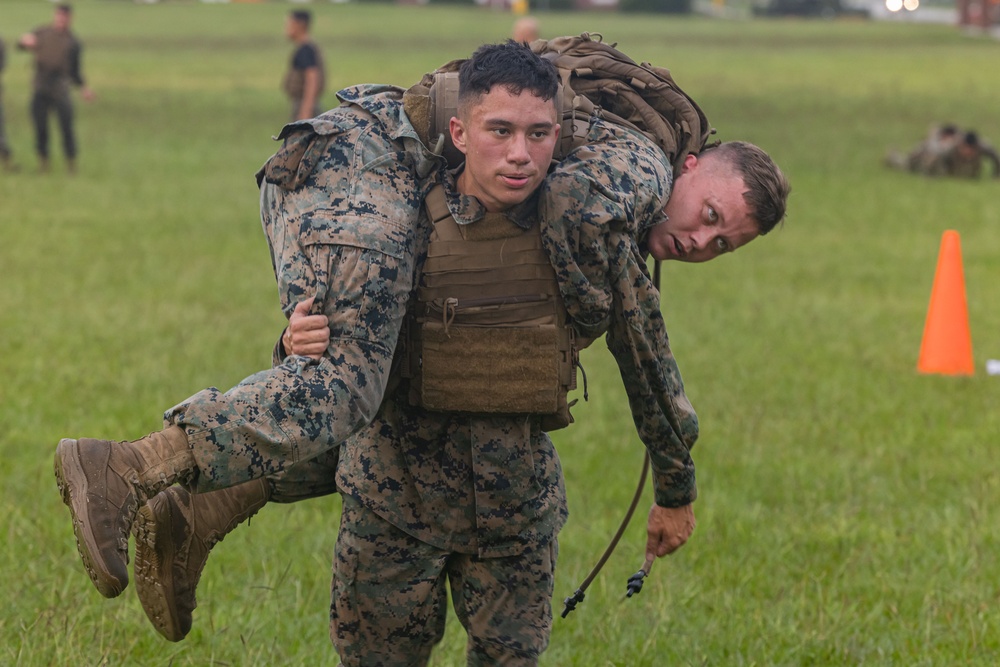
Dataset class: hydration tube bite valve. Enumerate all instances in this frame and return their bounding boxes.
[625,556,655,598]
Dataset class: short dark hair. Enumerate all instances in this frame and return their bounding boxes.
[457,40,558,116]
[290,10,311,28]
[702,141,790,235]
[55,3,72,14]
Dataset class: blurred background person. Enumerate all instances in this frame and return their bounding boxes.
[17,3,94,174]
[884,123,959,175]
[282,10,325,121]
[885,124,999,178]
[512,16,540,43]
[0,36,14,171]
[943,130,1000,179]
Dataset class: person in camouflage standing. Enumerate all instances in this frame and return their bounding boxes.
[53,41,789,663]
[262,128,785,666]
[17,4,94,173]
[283,10,325,121]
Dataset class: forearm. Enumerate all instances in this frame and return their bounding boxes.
[608,259,699,508]
[623,372,699,507]
[297,68,320,120]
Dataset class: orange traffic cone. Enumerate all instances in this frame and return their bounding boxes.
[917,230,974,375]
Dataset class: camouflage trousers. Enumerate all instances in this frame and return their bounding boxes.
[331,495,557,667]
[164,178,419,494]
[164,348,382,495]
[31,86,75,160]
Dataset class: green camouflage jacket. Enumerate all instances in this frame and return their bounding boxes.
[540,118,699,509]
[264,93,698,558]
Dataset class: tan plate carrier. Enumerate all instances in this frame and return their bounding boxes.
[403,186,579,431]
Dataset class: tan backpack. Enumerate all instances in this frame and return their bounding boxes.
[403,32,714,171]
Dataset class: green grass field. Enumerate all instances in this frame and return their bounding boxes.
[3,1,1000,665]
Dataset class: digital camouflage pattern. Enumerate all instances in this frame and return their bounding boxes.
[163,84,442,494]
[154,81,702,663]
[540,117,700,508]
[336,168,569,560]
[331,496,557,665]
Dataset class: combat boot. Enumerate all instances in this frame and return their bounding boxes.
[53,426,195,598]
[133,478,271,642]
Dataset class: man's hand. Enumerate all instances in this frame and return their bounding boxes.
[645,503,695,562]
[17,33,37,51]
[283,297,329,359]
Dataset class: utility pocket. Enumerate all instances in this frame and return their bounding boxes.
[412,295,578,429]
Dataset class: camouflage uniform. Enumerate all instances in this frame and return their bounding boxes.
[156,91,697,664]
[162,85,441,496]
[327,168,566,665]
[327,119,698,665]
[27,25,85,161]
[540,118,700,508]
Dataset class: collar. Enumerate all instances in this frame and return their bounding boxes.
[442,167,539,230]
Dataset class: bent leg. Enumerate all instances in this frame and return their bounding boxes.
[134,451,339,642]
[166,223,409,493]
[168,154,424,492]
[165,347,386,493]
[269,447,339,502]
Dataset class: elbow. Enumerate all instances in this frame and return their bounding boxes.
[680,417,699,451]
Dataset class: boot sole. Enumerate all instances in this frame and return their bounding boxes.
[134,499,189,642]
[54,438,127,598]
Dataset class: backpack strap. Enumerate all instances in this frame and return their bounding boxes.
[403,33,713,174]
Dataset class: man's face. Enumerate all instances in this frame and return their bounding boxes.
[54,9,71,31]
[647,153,759,263]
[284,17,303,41]
[450,86,559,213]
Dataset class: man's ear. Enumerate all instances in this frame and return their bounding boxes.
[681,153,698,175]
[449,116,469,156]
